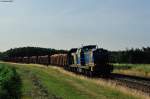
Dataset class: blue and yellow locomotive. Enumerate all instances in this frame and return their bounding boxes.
[67,45,113,76]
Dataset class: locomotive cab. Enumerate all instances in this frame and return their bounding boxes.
[93,48,113,75]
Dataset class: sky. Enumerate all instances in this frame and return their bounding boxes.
[0,0,150,51]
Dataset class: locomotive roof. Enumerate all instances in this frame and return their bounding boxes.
[69,45,97,53]
[82,45,96,50]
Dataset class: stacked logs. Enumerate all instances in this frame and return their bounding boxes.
[50,54,67,66]
[38,55,50,65]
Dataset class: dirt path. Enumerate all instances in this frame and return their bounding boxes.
[17,68,61,99]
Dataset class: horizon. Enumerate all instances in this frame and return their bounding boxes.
[0,45,150,52]
[0,0,150,51]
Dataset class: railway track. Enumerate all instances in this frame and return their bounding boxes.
[108,73,150,95]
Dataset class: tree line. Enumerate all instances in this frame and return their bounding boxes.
[0,47,68,61]
[110,47,150,64]
[0,46,150,64]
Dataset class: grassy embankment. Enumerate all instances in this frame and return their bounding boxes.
[0,62,148,99]
[113,64,150,78]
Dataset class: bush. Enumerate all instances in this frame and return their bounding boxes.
[0,64,21,99]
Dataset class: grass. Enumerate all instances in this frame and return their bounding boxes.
[0,62,148,99]
[113,63,150,77]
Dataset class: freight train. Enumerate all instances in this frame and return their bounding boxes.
[9,45,113,76]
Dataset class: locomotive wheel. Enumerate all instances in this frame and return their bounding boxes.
[83,69,85,75]
[88,71,93,77]
[85,70,88,76]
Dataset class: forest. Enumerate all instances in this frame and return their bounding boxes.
[110,47,150,64]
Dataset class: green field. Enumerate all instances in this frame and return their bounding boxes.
[113,64,150,77]
[0,62,146,99]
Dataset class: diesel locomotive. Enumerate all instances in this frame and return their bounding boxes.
[66,45,113,76]
[9,45,113,76]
